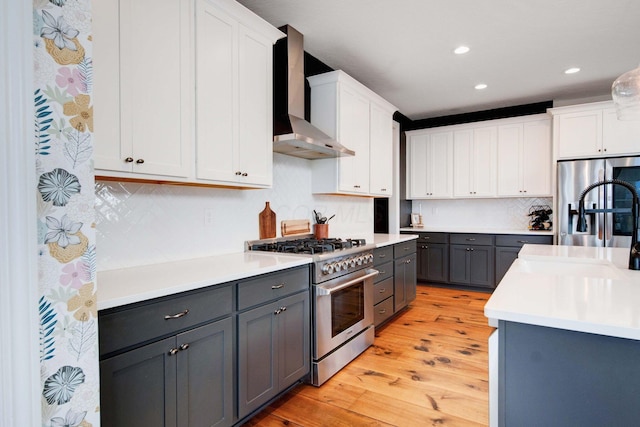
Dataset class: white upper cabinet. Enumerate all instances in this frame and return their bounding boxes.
[406,130,453,199]
[453,126,497,197]
[497,115,551,197]
[195,0,281,187]
[308,70,396,197]
[551,101,640,159]
[406,114,551,200]
[93,0,193,179]
[369,101,394,196]
[94,0,283,187]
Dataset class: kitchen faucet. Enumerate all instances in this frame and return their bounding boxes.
[577,179,640,270]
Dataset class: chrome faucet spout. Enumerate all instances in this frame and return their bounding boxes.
[577,179,640,270]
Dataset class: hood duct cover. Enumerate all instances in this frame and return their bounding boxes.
[273,25,355,159]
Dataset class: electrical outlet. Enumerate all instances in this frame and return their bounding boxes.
[204,209,215,226]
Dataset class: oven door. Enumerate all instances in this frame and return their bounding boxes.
[313,268,378,359]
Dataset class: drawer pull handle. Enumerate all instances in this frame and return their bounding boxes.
[466,238,476,241]
[164,309,189,320]
[517,240,529,243]
[379,254,386,258]
[379,309,386,314]
[379,270,385,274]
[168,348,179,356]
[179,343,189,351]
[271,283,285,290]
[379,288,386,293]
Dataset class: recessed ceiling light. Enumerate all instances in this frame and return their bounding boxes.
[475,83,488,90]
[454,46,470,55]
[565,67,581,74]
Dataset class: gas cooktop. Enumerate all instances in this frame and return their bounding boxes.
[248,236,367,255]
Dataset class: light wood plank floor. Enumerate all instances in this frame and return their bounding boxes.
[246,284,494,427]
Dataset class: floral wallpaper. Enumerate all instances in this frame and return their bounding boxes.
[33,0,99,425]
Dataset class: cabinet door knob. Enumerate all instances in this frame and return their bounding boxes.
[179,343,189,351]
[242,172,248,176]
[168,348,179,356]
[164,309,189,320]
[124,157,134,163]
[136,158,144,164]
[405,259,411,264]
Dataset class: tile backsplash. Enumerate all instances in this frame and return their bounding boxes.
[411,197,553,229]
[96,154,374,270]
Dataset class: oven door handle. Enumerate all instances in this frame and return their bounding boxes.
[315,268,379,296]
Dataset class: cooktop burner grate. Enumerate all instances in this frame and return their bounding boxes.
[250,237,366,254]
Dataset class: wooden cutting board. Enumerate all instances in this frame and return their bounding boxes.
[258,202,276,239]
[281,219,310,236]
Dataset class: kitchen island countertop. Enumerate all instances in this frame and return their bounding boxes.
[485,244,640,340]
[98,234,415,311]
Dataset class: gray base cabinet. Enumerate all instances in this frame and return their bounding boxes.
[494,234,553,285]
[499,321,640,426]
[99,284,234,427]
[449,234,495,288]
[372,241,417,326]
[99,265,311,427]
[236,266,310,421]
[406,231,553,289]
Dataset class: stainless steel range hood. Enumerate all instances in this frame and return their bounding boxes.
[273,26,355,159]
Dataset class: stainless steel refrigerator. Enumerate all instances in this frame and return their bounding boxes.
[557,155,640,247]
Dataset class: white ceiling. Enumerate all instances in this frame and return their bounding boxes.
[237,0,640,120]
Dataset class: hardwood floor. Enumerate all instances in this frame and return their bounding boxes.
[246,285,494,427]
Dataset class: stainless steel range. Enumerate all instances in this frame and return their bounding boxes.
[247,235,378,386]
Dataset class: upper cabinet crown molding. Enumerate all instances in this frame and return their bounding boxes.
[550,100,640,160]
[308,70,397,197]
[93,0,284,188]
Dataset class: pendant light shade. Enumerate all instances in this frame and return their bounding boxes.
[612,65,640,120]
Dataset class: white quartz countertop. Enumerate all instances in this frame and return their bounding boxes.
[98,234,415,311]
[97,252,312,310]
[484,244,640,340]
[372,233,418,247]
[399,226,553,236]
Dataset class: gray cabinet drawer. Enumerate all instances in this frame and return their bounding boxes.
[374,296,394,327]
[237,266,309,311]
[99,283,233,356]
[394,240,416,257]
[374,261,393,283]
[373,277,394,305]
[450,233,494,246]
[417,232,449,244]
[373,246,394,265]
[495,234,553,247]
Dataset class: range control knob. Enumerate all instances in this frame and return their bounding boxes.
[334,262,342,272]
[356,256,364,265]
[341,260,349,270]
[349,258,356,268]
[321,263,335,275]
[366,254,374,263]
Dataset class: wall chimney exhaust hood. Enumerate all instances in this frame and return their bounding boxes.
[273,25,355,159]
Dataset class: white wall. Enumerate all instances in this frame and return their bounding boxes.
[96,153,374,270]
[411,197,553,230]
